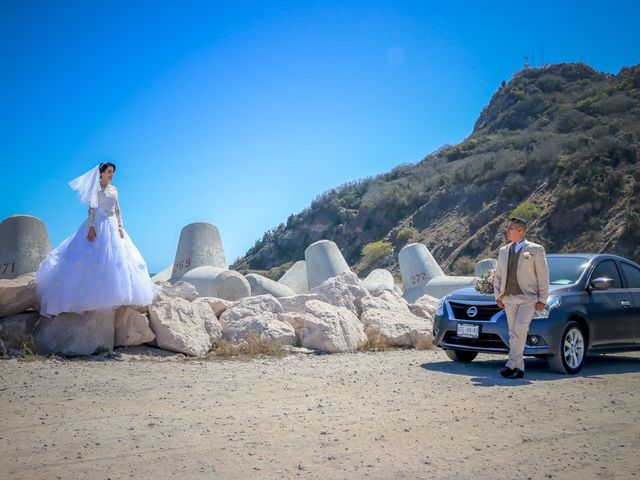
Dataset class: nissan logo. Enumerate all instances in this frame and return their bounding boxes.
[467,306,478,318]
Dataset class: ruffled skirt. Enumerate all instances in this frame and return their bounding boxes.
[35,211,160,317]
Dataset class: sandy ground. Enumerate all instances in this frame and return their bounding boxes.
[1,347,639,480]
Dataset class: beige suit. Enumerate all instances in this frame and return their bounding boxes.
[493,239,550,371]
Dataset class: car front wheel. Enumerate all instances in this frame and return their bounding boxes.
[445,349,478,362]
[547,322,586,374]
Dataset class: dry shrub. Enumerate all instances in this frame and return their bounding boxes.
[1,337,52,362]
[17,353,52,362]
[359,327,434,351]
[358,327,396,352]
[208,333,286,359]
[413,335,434,350]
[19,337,36,355]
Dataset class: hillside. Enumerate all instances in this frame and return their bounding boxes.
[231,62,640,278]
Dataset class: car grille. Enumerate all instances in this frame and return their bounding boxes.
[443,332,508,351]
[448,301,501,321]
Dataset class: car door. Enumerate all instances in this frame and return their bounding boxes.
[619,260,640,344]
[587,259,635,346]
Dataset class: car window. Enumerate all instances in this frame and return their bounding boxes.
[620,262,640,288]
[547,257,591,285]
[590,259,622,288]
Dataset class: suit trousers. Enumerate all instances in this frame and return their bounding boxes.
[503,294,536,371]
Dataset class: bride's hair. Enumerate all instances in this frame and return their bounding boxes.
[99,162,117,173]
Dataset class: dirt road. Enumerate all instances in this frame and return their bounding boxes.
[1,348,639,479]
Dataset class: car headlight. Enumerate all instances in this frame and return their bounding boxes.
[436,295,450,316]
[532,295,561,319]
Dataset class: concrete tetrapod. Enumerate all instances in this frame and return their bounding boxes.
[181,266,250,301]
[398,243,445,299]
[0,215,52,279]
[475,258,497,277]
[170,222,227,282]
[246,273,296,298]
[277,260,308,293]
[304,240,351,290]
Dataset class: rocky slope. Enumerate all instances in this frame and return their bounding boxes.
[232,63,640,277]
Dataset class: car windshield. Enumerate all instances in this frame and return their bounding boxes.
[547,257,591,285]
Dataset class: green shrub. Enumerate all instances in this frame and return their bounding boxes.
[511,202,541,221]
[576,92,606,115]
[556,109,594,133]
[361,241,393,264]
[452,256,475,275]
[536,74,566,93]
[395,226,418,246]
[500,173,527,198]
[557,187,588,207]
[556,153,572,170]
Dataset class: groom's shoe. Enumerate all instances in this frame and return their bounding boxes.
[499,366,514,377]
[506,368,525,379]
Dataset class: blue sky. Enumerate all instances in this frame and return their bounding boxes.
[2,1,639,273]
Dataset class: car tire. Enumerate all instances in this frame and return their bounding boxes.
[547,322,586,374]
[445,349,478,362]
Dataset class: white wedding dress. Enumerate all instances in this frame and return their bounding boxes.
[35,183,160,317]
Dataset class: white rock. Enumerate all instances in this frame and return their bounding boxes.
[277,311,307,343]
[194,301,223,345]
[148,293,212,356]
[221,294,283,321]
[408,294,439,320]
[360,290,432,347]
[33,310,115,356]
[219,295,294,345]
[0,273,39,317]
[114,307,155,347]
[161,281,199,301]
[300,300,366,353]
[278,293,325,314]
[310,271,371,317]
[193,297,231,318]
[224,314,296,346]
[362,269,395,295]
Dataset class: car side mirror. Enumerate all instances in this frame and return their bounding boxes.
[590,277,614,291]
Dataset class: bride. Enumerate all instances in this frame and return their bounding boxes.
[35,162,160,317]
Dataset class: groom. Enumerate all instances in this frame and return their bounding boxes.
[493,217,549,379]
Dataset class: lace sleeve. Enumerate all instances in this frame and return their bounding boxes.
[88,206,95,227]
[115,194,124,228]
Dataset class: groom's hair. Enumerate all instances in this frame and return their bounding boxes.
[509,217,527,230]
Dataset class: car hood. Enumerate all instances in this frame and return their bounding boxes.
[446,284,569,301]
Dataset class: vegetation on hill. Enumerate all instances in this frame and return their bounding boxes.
[232,63,640,278]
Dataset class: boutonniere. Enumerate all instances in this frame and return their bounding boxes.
[523,252,533,260]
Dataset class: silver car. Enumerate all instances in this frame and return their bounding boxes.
[433,254,640,374]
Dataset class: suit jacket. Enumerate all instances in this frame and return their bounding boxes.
[493,239,550,304]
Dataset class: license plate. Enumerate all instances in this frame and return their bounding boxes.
[457,323,480,339]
